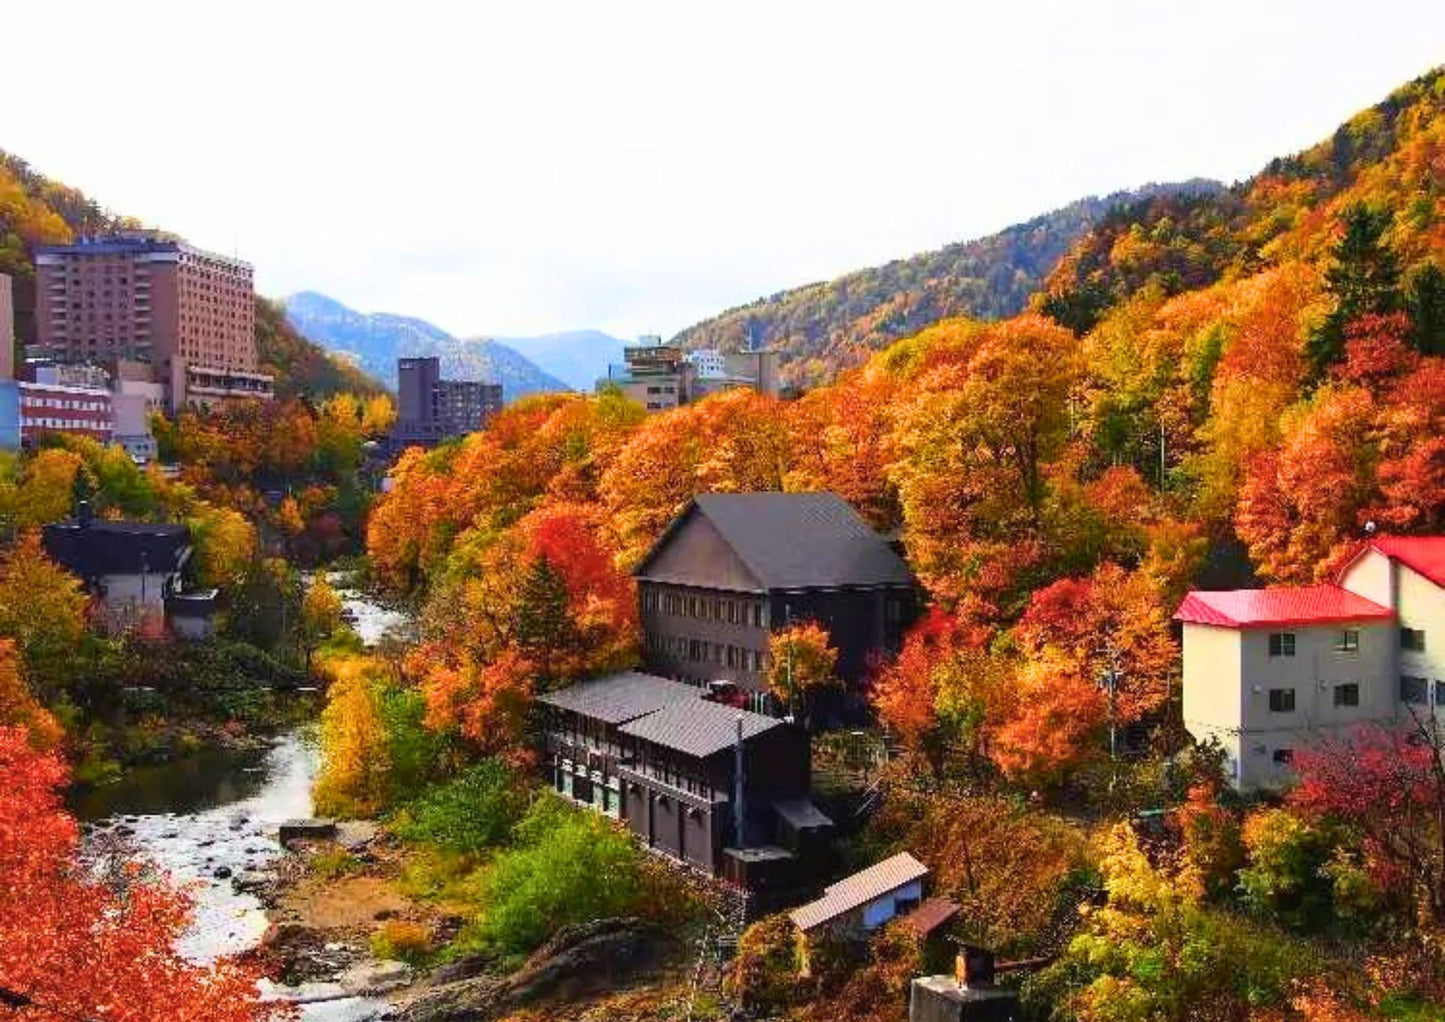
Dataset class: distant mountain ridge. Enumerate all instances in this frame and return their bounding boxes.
[670,179,1224,386]
[282,292,573,400]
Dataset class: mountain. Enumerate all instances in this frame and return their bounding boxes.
[282,292,571,401]
[670,180,1222,387]
[487,330,626,391]
[0,149,380,400]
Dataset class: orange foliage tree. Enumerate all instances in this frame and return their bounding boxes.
[0,725,288,1022]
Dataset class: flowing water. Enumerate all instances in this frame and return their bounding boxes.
[76,581,404,1020]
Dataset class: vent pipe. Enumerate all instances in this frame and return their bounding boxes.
[734,713,746,848]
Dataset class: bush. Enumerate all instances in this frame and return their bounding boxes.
[727,913,800,1012]
[371,919,432,964]
[467,795,652,959]
[376,684,454,804]
[390,761,526,856]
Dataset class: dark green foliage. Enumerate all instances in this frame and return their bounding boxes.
[1305,204,1403,381]
[376,685,454,803]
[222,560,303,652]
[514,555,578,684]
[390,760,526,855]
[1407,261,1445,356]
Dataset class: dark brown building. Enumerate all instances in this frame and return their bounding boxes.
[538,670,832,895]
[635,492,918,701]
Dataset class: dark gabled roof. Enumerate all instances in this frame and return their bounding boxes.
[618,698,783,758]
[535,671,701,725]
[634,492,913,591]
[773,798,834,831]
[41,519,191,578]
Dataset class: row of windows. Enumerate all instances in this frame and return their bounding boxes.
[24,397,107,411]
[1267,628,1426,656]
[22,418,109,432]
[1266,676,1445,711]
[646,632,764,672]
[645,589,768,628]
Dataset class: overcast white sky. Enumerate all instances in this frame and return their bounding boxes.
[4,2,1443,339]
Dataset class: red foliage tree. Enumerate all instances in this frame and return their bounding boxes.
[0,726,287,1021]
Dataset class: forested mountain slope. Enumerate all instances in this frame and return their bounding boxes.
[0,150,379,399]
[670,180,1220,386]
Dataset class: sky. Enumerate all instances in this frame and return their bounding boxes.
[4,1,1444,340]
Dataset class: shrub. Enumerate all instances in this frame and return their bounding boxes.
[468,795,651,958]
[727,913,800,1012]
[310,848,359,879]
[390,760,526,856]
[371,919,432,964]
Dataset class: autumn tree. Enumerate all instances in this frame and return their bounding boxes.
[0,639,62,750]
[0,531,88,699]
[300,574,345,671]
[0,726,287,1021]
[765,620,838,718]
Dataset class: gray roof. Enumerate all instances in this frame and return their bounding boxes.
[618,698,783,758]
[789,852,929,931]
[773,798,834,831]
[635,492,913,591]
[536,671,701,725]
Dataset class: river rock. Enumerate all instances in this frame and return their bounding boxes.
[214,866,233,879]
[336,820,380,851]
[279,818,337,846]
[343,959,413,994]
[233,870,271,894]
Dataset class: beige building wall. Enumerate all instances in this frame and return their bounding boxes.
[1396,564,1445,707]
[1184,618,1395,789]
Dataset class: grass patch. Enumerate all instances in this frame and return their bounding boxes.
[310,848,360,879]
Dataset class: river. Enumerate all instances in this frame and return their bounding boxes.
[76,576,406,1021]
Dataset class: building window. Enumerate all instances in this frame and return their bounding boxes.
[1268,688,1295,712]
[1436,681,1445,707]
[1268,633,1296,657]
[1336,630,1359,653]
[1333,683,1360,708]
[1401,675,1429,704]
[1272,748,1294,765]
[1402,628,1427,652]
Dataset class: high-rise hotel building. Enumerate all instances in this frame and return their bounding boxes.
[33,232,273,411]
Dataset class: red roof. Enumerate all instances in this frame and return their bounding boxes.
[903,897,960,937]
[1353,536,1445,588]
[1174,585,1394,629]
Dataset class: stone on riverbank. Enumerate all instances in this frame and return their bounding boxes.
[279,818,337,846]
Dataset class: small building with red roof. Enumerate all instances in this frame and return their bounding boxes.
[1175,536,1445,791]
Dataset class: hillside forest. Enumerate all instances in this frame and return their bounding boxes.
[319,66,1445,1020]
[1,61,1445,1022]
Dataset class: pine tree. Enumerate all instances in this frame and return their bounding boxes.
[1406,261,1445,356]
[1305,204,1401,382]
[513,555,577,687]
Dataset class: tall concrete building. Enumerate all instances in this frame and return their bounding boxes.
[392,355,503,449]
[33,232,272,411]
[0,272,14,381]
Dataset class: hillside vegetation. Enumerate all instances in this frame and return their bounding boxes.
[1,150,379,399]
[342,66,1445,1021]
[671,180,1220,386]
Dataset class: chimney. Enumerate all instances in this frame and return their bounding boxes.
[733,713,746,848]
[955,946,996,990]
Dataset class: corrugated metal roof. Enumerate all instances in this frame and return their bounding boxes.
[617,698,782,758]
[1364,536,1445,588]
[536,671,701,724]
[41,519,191,577]
[773,798,834,831]
[1173,585,1394,628]
[902,897,959,937]
[635,492,914,591]
[788,852,929,932]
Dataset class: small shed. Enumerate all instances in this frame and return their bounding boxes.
[789,851,929,971]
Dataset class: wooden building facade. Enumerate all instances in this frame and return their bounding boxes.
[538,671,833,893]
[634,492,919,695]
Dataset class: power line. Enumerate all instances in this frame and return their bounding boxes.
[0,986,104,1022]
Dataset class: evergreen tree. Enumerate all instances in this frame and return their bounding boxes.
[513,555,577,686]
[1305,204,1401,382]
[1406,261,1445,356]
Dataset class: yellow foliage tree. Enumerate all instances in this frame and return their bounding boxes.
[0,638,63,750]
[186,506,258,588]
[313,655,390,818]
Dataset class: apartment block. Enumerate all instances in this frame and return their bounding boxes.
[391,355,503,449]
[1178,536,1445,789]
[32,232,272,411]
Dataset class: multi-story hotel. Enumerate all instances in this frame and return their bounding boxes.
[391,356,503,449]
[1178,535,1445,790]
[32,232,273,411]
